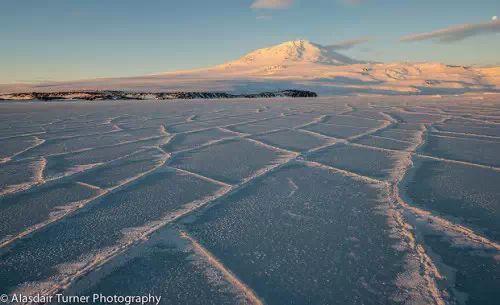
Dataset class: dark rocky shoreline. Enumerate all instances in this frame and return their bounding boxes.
[0,90,317,101]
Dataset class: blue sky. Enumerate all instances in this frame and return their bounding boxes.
[2,0,499,83]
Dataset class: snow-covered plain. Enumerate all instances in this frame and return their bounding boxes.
[0,95,499,305]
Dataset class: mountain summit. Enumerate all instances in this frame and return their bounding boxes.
[1,40,499,95]
[219,40,363,67]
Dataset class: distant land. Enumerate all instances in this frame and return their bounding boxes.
[0,90,317,101]
[1,40,499,96]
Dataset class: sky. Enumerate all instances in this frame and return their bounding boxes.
[1,0,499,84]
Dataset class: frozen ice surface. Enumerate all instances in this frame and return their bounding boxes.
[164,128,235,152]
[374,128,420,142]
[183,163,407,305]
[354,135,413,151]
[387,111,443,124]
[166,121,218,133]
[433,123,500,137]
[75,148,165,188]
[348,110,388,120]
[225,114,319,135]
[419,134,500,167]
[419,230,500,305]
[13,132,135,159]
[0,159,42,194]
[302,123,372,138]
[0,180,101,243]
[41,124,119,140]
[309,143,401,179]
[393,123,426,131]
[247,115,319,129]
[252,129,330,152]
[0,136,41,161]
[404,157,500,241]
[323,114,383,128]
[43,138,164,179]
[228,122,279,135]
[0,96,499,305]
[0,167,222,293]
[170,138,290,184]
[123,126,168,139]
[60,229,245,305]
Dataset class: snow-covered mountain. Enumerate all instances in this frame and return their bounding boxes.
[1,40,499,95]
[217,40,364,67]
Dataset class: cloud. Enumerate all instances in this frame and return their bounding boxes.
[401,20,500,43]
[327,37,371,50]
[250,0,293,9]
